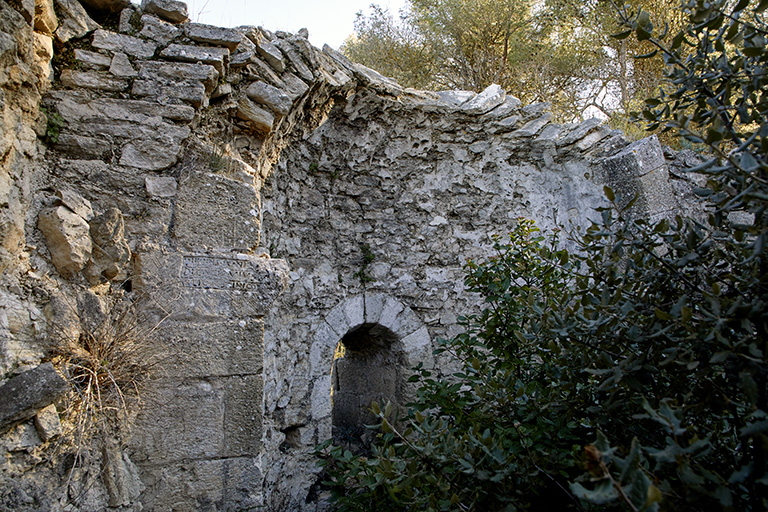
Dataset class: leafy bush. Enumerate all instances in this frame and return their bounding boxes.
[317,0,767,509]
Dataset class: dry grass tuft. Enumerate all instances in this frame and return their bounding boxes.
[49,293,165,458]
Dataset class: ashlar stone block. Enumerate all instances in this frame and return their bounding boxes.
[172,168,261,251]
[134,250,289,320]
[158,319,264,379]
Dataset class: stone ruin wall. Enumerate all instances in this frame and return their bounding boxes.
[0,0,705,510]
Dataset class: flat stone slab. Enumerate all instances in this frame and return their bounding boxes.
[60,70,129,92]
[92,29,157,58]
[131,79,208,108]
[160,44,229,74]
[236,98,275,134]
[246,81,292,116]
[137,60,219,92]
[50,91,196,123]
[0,363,69,433]
[462,84,505,114]
[141,0,189,23]
[74,49,111,69]
[184,23,242,51]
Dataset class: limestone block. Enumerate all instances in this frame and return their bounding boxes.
[245,57,284,87]
[363,293,388,325]
[437,90,475,106]
[131,376,263,463]
[246,81,292,116]
[462,84,505,114]
[54,0,100,43]
[231,50,254,68]
[310,321,341,373]
[145,176,177,197]
[137,14,180,44]
[60,69,129,92]
[157,319,264,378]
[131,78,207,108]
[141,0,189,23]
[92,29,157,58]
[0,363,68,433]
[34,0,58,35]
[120,139,183,170]
[281,72,309,101]
[290,34,320,71]
[310,374,332,420]
[57,188,94,220]
[211,82,232,100]
[136,456,263,511]
[107,52,136,77]
[14,0,34,25]
[576,125,611,152]
[252,35,285,73]
[521,101,551,119]
[273,38,314,82]
[600,135,676,216]
[1,422,41,452]
[131,379,225,462]
[118,3,138,32]
[74,48,111,69]
[534,124,562,144]
[560,117,602,146]
[160,43,228,74]
[38,205,92,278]
[66,116,190,141]
[32,32,53,83]
[237,98,275,134]
[33,404,62,441]
[52,91,196,123]
[79,0,130,12]
[134,250,288,319]
[84,207,131,284]
[512,112,553,138]
[353,63,403,96]
[101,439,143,508]
[485,95,522,118]
[184,22,242,51]
[400,326,432,368]
[137,60,219,93]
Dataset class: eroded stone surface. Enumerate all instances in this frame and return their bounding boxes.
[0,364,68,433]
[140,0,189,23]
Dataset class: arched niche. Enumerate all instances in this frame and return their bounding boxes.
[308,293,434,444]
[332,323,401,444]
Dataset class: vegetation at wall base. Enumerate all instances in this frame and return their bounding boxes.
[317,0,767,510]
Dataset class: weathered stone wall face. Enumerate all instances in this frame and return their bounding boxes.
[0,0,701,510]
[257,82,692,510]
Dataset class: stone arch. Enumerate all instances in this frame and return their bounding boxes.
[308,293,433,440]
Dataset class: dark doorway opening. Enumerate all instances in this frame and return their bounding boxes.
[331,323,401,448]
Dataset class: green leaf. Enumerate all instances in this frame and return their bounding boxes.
[570,480,618,505]
[604,186,615,202]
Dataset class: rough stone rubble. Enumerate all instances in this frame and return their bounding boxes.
[0,0,704,510]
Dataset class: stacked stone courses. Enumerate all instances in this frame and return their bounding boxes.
[0,0,703,510]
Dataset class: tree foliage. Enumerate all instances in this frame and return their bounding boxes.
[341,0,684,122]
[318,0,768,510]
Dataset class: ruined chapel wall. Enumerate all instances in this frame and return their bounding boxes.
[0,0,703,510]
[258,84,694,509]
